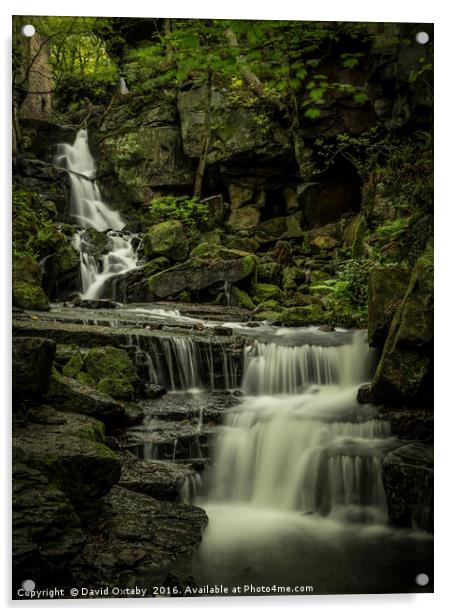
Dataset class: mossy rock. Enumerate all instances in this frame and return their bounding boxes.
[255,299,281,312]
[280,305,325,326]
[12,255,50,311]
[282,266,303,293]
[79,228,109,256]
[76,371,97,388]
[62,350,84,379]
[98,378,135,400]
[12,281,50,311]
[253,310,283,323]
[257,261,281,285]
[143,220,189,261]
[143,256,171,275]
[251,282,282,303]
[229,286,255,309]
[83,346,138,389]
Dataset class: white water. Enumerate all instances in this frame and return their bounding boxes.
[202,332,391,522]
[57,129,139,298]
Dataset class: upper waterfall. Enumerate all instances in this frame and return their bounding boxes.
[56,129,139,299]
[55,129,125,232]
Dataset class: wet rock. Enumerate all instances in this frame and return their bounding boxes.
[382,443,433,533]
[367,265,411,347]
[318,325,335,332]
[119,450,193,501]
[12,336,56,401]
[144,384,167,399]
[143,220,190,262]
[387,408,433,442]
[13,462,85,585]
[45,369,126,424]
[70,485,208,588]
[13,405,121,520]
[145,249,256,300]
[74,298,118,310]
[12,255,50,311]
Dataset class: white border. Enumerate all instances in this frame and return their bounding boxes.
[2,0,451,614]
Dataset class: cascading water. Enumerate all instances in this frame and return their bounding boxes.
[190,330,432,592]
[56,129,139,298]
[205,331,390,521]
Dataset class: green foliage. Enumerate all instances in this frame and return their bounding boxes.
[375,218,410,244]
[148,196,208,231]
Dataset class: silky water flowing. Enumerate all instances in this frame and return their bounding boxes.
[56,129,138,298]
[185,330,433,594]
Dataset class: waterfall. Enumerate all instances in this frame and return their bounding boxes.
[55,129,124,232]
[203,331,392,523]
[242,330,374,395]
[56,129,139,298]
[126,333,240,392]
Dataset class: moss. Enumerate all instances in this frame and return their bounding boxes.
[230,286,255,309]
[251,282,282,303]
[12,281,50,311]
[253,311,283,323]
[62,351,84,378]
[255,299,281,312]
[98,377,135,400]
[84,346,138,388]
[257,261,281,285]
[75,371,97,388]
[280,305,325,326]
[177,291,191,302]
[144,220,189,261]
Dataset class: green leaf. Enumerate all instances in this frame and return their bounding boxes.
[304,108,321,119]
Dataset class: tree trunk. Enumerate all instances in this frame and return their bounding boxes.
[194,71,213,199]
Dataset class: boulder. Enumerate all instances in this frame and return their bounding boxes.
[250,283,282,303]
[12,255,50,311]
[228,205,261,229]
[12,336,56,400]
[280,305,325,326]
[45,369,125,423]
[367,265,411,347]
[13,405,121,519]
[70,485,208,589]
[228,286,255,310]
[309,235,339,251]
[282,266,304,293]
[13,462,85,584]
[143,220,190,262]
[98,378,135,400]
[253,215,303,243]
[144,249,256,300]
[382,443,433,533]
[257,260,282,285]
[83,346,139,399]
[118,450,193,501]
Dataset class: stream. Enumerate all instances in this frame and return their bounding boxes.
[43,129,434,595]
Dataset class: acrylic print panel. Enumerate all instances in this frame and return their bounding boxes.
[12,15,433,600]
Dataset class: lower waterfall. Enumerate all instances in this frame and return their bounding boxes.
[188,329,432,592]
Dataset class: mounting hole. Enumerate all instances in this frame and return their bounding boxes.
[21,24,35,37]
[415,573,430,586]
[415,31,429,45]
[21,579,36,592]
